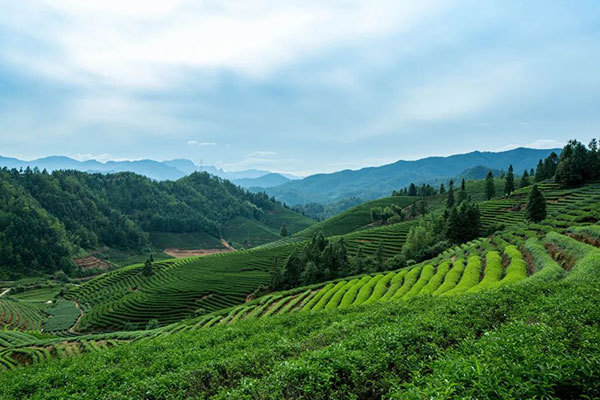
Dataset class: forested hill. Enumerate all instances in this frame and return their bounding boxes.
[0,168,313,279]
[261,147,560,204]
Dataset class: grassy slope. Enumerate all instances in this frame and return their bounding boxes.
[293,196,416,238]
[149,231,224,250]
[1,235,598,399]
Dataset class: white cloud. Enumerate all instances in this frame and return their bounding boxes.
[1,0,451,88]
[187,140,216,147]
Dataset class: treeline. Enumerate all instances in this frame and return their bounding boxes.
[0,168,284,278]
[271,232,392,290]
[292,197,363,221]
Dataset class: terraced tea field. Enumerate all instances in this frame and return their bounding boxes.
[1,225,597,371]
[165,227,595,330]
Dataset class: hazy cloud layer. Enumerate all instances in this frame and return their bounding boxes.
[0,0,598,174]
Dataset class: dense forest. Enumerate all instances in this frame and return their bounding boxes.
[0,168,284,279]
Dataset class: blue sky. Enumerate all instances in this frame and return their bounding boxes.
[0,0,599,175]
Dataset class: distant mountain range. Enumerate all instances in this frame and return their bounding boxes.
[0,147,560,205]
[258,147,561,205]
[0,155,298,182]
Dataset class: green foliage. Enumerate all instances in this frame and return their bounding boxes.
[43,300,80,332]
[5,243,600,399]
[469,251,503,292]
[519,169,530,188]
[504,164,515,195]
[352,275,383,306]
[434,259,465,295]
[445,202,481,244]
[404,264,435,298]
[280,223,288,237]
[485,170,496,200]
[0,168,313,278]
[525,184,547,223]
[420,261,450,295]
[495,245,527,286]
[443,256,482,295]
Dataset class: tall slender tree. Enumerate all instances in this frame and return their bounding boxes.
[446,179,455,208]
[520,170,530,188]
[504,165,515,195]
[485,171,495,200]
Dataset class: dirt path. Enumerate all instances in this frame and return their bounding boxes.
[221,239,236,251]
[69,300,83,334]
[0,288,10,297]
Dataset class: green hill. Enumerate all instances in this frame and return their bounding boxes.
[0,168,314,278]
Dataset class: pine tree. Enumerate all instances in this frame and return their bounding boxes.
[439,183,446,194]
[458,179,467,203]
[280,223,288,237]
[504,165,515,195]
[485,171,495,200]
[408,183,417,196]
[520,170,530,188]
[526,184,547,223]
[534,159,544,182]
[446,179,455,208]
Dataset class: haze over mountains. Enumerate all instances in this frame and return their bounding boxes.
[0,155,296,183]
[259,147,561,205]
[1,147,559,205]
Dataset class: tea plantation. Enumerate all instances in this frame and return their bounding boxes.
[0,181,598,399]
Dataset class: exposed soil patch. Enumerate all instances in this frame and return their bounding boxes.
[163,248,234,258]
[545,243,575,271]
[73,256,112,272]
[522,248,536,276]
[567,233,600,248]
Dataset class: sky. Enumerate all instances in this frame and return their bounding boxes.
[0,0,599,176]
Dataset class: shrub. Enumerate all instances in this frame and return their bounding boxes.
[443,256,482,295]
[468,251,503,292]
[391,266,422,300]
[364,272,396,305]
[379,270,408,301]
[433,259,465,295]
[404,264,436,298]
[420,261,450,295]
[339,276,371,309]
[494,245,527,287]
[353,275,384,306]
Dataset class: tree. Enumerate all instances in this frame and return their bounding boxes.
[520,169,530,188]
[556,140,588,187]
[458,179,468,203]
[446,179,455,208]
[534,159,544,182]
[446,202,481,244]
[439,183,446,194]
[283,254,303,288]
[280,223,288,237]
[143,257,154,276]
[408,183,417,196]
[485,171,495,200]
[504,165,515,195]
[589,138,600,180]
[301,261,319,284]
[526,184,547,223]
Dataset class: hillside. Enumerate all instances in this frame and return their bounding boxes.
[0,168,314,278]
[233,173,291,188]
[0,197,599,397]
[261,147,559,204]
[1,142,599,398]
